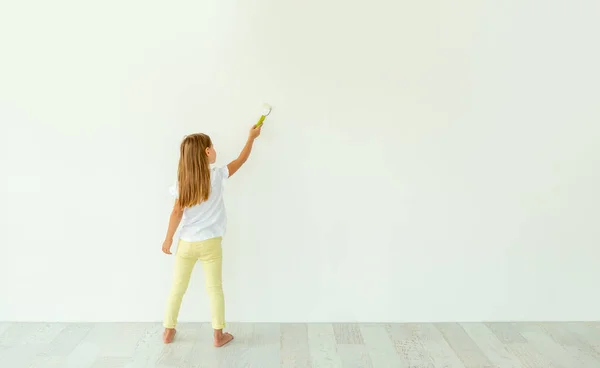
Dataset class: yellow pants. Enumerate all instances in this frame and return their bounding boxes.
[164,237,225,330]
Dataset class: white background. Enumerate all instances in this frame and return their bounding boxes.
[1,0,599,323]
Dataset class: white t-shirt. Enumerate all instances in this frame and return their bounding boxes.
[169,166,229,242]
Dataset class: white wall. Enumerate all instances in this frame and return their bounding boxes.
[1,0,599,323]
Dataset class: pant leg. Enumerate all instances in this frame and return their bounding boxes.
[163,240,197,329]
[198,237,225,330]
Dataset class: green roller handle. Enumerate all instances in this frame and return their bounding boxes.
[255,115,266,128]
[254,103,272,128]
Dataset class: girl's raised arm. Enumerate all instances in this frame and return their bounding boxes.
[227,125,262,178]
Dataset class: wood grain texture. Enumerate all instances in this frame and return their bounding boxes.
[435,323,494,368]
[563,322,600,361]
[27,354,64,368]
[248,323,281,368]
[461,323,524,368]
[0,322,9,337]
[88,323,148,358]
[218,322,255,368]
[0,322,598,368]
[504,342,557,368]
[485,323,527,344]
[185,323,222,368]
[307,323,341,368]
[495,324,556,368]
[515,323,581,368]
[280,323,311,368]
[391,323,465,367]
[387,323,435,368]
[153,326,196,367]
[540,323,600,367]
[416,323,465,368]
[332,323,364,345]
[360,324,404,368]
[124,323,164,368]
[0,323,41,347]
[90,356,132,368]
[337,344,373,368]
[23,323,66,345]
[47,324,94,357]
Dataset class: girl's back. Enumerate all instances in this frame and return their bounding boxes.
[170,166,230,242]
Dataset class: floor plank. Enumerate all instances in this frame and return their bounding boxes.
[247,323,280,368]
[218,322,255,367]
[360,324,404,368]
[332,323,364,345]
[307,323,341,368]
[435,322,494,368]
[0,323,42,347]
[515,323,578,368]
[337,344,373,368]
[485,323,527,344]
[85,323,148,358]
[0,322,598,368]
[27,354,65,368]
[281,323,311,368]
[185,322,256,368]
[24,323,66,345]
[186,323,224,368]
[47,323,94,357]
[562,323,600,361]
[504,342,557,368]
[541,323,600,367]
[124,323,164,368]
[491,324,555,368]
[153,325,197,367]
[90,356,133,368]
[461,323,524,368]
[415,323,465,368]
[8,323,68,367]
[388,323,438,368]
[0,322,10,337]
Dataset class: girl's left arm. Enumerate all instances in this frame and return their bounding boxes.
[162,200,184,254]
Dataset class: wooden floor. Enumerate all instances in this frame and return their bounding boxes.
[0,322,599,367]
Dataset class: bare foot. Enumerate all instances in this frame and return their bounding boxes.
[213,332,234,347]
[163,328,176,344]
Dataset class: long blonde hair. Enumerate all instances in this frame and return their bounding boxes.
[177,133,212,208]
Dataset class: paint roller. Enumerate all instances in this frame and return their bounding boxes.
[255,103,272,128]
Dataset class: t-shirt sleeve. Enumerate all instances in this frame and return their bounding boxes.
[211,166,229,187]
[220,165,230,181]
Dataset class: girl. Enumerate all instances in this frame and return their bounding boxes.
[161,125,262,346]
